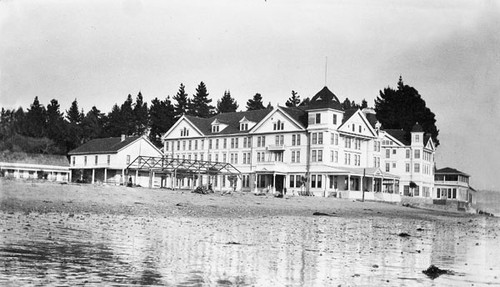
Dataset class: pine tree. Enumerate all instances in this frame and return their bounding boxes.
[173,83,190,119]
[120,94,135,135]
[285,90,301,107]
[216,90,239,114]
[341,98,353,110]
[25,96,47,137]
[361,99,368,109]
[133,91,149,135]
[299,97,310,107]
[81,106,106,142]
[45,99,67,151]
[65,99,84,152]
[105,104,123,137]
[246,93,265,111]
[190,81,214,118]
[375,76,440,146]
[149,96,175,146]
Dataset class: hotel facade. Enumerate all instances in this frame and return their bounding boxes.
[161,87,437,199]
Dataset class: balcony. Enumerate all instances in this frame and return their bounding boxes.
[267,144,286,151]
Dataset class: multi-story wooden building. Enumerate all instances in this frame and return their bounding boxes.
[68,135,162,186]
[162,86,436,199]
[434,167,475,203]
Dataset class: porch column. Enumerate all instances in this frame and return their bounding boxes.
[104,168,107,184]
[272,173,276,194]
[360,175,364,192]
[91,169,95,184]
[121,169,125,185]
[381,175,385,193]
[392,180,396,194]
[284,175,288,195]
[372,177,375,192]
[323,175,327,197]
[347,175,351,191]
[69,171,72,183]
[135,169,139,185]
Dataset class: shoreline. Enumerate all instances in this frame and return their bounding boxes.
[0,179,474,221]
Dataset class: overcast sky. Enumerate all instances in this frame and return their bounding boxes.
[1,0,499,191]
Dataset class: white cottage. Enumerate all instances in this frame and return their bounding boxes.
[68,135,162,187]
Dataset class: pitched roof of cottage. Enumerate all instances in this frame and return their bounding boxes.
[0,152,69,166]
[435,167,470,177]
[186,109,274,135]
[304,86,343,110]
[68,136,140,155]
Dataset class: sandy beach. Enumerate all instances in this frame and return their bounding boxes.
[0,179,470,220]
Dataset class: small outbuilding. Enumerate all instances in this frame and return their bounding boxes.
[434,167,476,204]
[0,152,70,182]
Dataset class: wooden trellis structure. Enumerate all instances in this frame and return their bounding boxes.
[126,156,241,177]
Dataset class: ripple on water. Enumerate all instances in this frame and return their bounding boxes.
[0,212,499,286]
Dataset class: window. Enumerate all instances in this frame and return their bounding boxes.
[188,140,192,150]
[392,162,396,168]
[312,133,317,144]
[385,163,390,172]
[373,156,380,167]
[72,157,75,166]
[292,151,296,163]
[334,151,338,163]
[215,139,219,149]
[215,154,219,162]
[177,141,180,150]
[316,113,321,124]
[126,155,130,165]
[291,151,300,163]
[405,163,410,173]
[290,175,295,188]
[414,149,420,159]
[354,139,361,150]
[311,150,322,162]
[318,133,323,144]
[311,175,317,188]
[373,141,380,152]
[94,155,98,165]
[359,125,362,133]
[183,140,186,150]
[194,153,198,161]
[223,153,226,162]
[209,139,213,149]
[212,125,219,133]
[415,134,420,142]
[406,149,410,158]
[240,123,248,131]
[165,142,169,151]
[333,114,337,125]
[273,120,284,130]
[234,138,239,149]
[274,152,283,162]
[223,138,227,149]
[414,163,420,173]
[275,135,284,145]
[242,175,250,188]
[317,175,322,188]
[180,127,189,137]
[453,188,457,199]
[208,154,212,162]
[200,154,204,161]
[392,149,396,154]
[345,137,351,149]
[195,140,198,150]
[352,124,355,132]
[292,134,300,146]
[385,149,390,158]
[231,138,234,149]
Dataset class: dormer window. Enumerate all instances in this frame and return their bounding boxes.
[273,120,284,131]
[180,127,189,137]
[240,123,248,131]
[415,134,420,142]
[212,125,220,133]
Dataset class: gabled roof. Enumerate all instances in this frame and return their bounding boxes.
[363,112,378,129]
[304,86,343,110]
[280,106,308,127]
[341,108,357,124]
[0,152,69,166]
[384,129,411,145]
[185,109,273,135]
[68,136,140,155]
[435,167,470,177]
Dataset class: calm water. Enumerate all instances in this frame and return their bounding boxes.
[1,211,499,286]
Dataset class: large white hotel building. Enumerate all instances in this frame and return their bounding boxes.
[162,87,436,199]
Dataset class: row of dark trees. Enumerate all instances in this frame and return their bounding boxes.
[0,78,439,156]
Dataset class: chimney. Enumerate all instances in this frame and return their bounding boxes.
[121,134,126,142]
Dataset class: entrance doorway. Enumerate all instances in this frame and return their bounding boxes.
[275,175,285,192]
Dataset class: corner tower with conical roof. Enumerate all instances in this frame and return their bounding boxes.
[305,86,344,129]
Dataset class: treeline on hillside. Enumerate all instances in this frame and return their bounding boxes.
[0,77,439,155]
